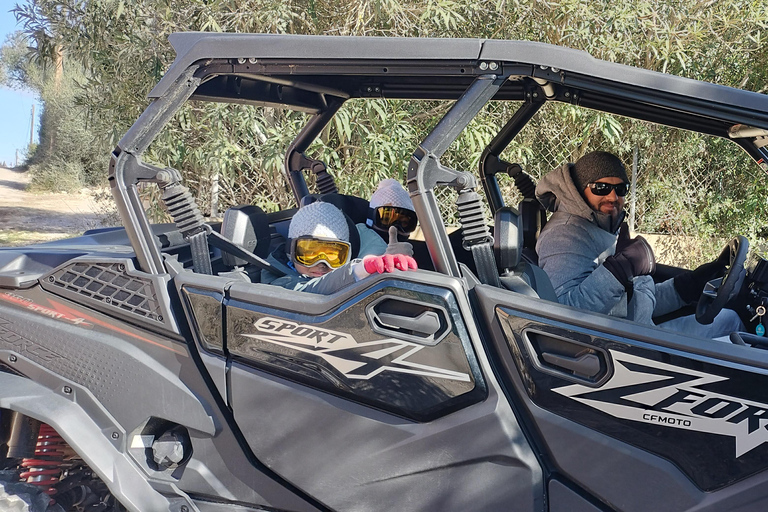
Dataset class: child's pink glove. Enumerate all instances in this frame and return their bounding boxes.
[363,254,418,274]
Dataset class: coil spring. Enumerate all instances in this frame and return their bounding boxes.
[162,183,206,236]
[315,169,338,195]
[20,423,66,496]
[456,189,492,249]
[513,171,537,200]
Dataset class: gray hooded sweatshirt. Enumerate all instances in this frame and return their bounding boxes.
[535,164,684,323]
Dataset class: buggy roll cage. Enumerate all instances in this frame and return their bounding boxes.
[109,33,768,279]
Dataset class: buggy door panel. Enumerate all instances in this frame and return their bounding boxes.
[473,284,768,512]
[225,278,483,421]
[176,273,229,403]
[224,274,545,511]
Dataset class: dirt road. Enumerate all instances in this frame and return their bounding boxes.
[0,166,112,246]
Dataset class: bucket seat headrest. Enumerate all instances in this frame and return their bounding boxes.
[494,206,523,272]
[220,205,271,267]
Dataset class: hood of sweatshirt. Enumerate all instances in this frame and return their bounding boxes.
[536,163,625,234]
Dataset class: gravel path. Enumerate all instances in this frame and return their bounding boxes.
[0,166,111,245]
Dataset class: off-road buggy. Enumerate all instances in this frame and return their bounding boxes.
[2,33,768,512]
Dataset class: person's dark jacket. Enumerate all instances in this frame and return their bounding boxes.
[535,164,684,322]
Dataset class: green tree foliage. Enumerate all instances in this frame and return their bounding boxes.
[0,30,107,190]
[5,0,768,256]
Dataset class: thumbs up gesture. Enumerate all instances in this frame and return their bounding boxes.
[384,225,414,257]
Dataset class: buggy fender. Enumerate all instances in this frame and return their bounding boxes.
[0,371,181,512]
[0,299,216,437]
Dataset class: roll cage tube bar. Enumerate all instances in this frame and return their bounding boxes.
[110,66,202,275]
[285,98,345,204]
[480,93,545,214]
[477,76,768,213]
[407,74,506,278]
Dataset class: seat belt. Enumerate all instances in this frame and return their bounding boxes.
[207,230,285,276]
[187,230,213,275]
[456,189,501,288]
[469,243,501,287]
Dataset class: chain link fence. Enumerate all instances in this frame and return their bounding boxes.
[144,99,766,267]
[493,103,766,267]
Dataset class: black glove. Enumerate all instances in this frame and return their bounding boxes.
[603,232,656,289]
[615,223,632,253]
[673,251,729,304]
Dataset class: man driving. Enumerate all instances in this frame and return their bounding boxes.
[535,151,742,338]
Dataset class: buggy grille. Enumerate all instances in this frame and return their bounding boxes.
[40,259,177,333]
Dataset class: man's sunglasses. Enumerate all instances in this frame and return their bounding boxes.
[587,182,629,197]
[372,206,418,233]
[290,236,351,269]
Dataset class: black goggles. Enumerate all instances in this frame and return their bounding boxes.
[587,182,629,197]
[372,206,418,233]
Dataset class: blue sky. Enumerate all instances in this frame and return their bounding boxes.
[0,5,41,167]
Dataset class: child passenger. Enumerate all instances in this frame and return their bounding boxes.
[366,179,419,256]
[261,201,417,294]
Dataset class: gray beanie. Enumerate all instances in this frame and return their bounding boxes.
[369,179,414,211]
[288,201,349,241]
[570,151,629,192]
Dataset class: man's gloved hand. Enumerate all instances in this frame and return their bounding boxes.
[362,253,418,274]
[603,225,656,289]
[614,223,633,253]
[384,226,414,256]
[673,250,730,304]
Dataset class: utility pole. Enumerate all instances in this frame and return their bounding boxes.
[210,172,220,218]
[30,104,35,146]
[629,144,638,233]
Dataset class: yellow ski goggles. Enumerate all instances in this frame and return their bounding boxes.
[290,237,351,269]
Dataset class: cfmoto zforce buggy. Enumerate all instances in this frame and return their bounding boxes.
[2,33,768,512]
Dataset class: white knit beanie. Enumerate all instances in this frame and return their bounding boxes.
[288,201,349,241]
[369,179,414,211]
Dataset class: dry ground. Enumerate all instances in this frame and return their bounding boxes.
[0,166,114,246]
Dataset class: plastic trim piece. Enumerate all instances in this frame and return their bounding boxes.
[40,257,179,335]
[365,294,451,346]
[226,275,487,422]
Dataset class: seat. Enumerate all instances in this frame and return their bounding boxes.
[300,193,370,226]
[494,206,557,301]
[410,229,477,274]
[220,205,272,264]
[219,205,274,281]
[518,197,547,264]
[318,193,370,226]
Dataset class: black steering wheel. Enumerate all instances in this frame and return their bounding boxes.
[695,235,748,325]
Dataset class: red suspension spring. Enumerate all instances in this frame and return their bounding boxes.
[20,423,66,496]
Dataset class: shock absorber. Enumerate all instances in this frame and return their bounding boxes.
[20,423,66,497]
[311,161,338,195]
[456,188,500,287]
[155,168,213,274]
